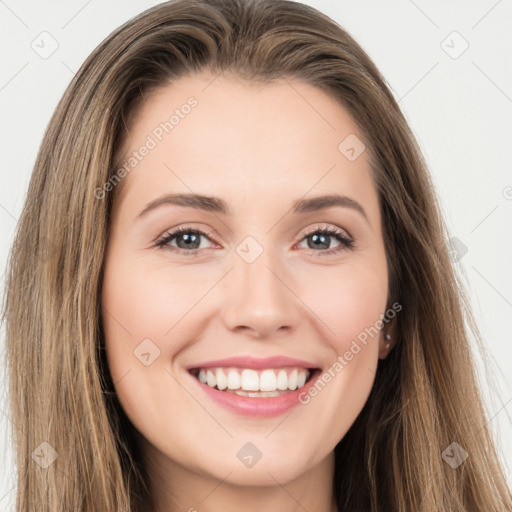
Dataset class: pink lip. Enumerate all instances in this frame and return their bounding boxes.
[186,355,318,371]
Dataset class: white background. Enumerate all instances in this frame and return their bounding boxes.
[1,0,511,508]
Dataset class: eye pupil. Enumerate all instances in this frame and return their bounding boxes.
[177,232,201,249]
[309,233,329,250]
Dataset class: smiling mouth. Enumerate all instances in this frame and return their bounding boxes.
[188,366,319,397]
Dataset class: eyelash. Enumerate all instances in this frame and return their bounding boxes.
[154,225,354,257]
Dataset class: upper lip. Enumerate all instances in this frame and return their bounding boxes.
[186,355,320,371]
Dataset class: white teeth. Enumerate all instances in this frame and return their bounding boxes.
[288,368,298,390]
[195,367,312,393]
[206,370,216,388]
[227,369,241,390]
[228,390,282,397]
[215,368,228,390]
[276,369,288,390]
[240,369,259,391]
[259,369,277,391]
[297,370,307,388]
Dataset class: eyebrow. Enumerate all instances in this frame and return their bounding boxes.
[136,193,369,222]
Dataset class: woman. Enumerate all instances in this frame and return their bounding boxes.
[3,0,511,510]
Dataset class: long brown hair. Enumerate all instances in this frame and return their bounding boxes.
[3,0,511,510]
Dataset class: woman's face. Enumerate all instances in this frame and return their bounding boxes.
[101,73,391,487]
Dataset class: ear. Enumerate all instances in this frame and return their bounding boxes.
[378,322,397,360]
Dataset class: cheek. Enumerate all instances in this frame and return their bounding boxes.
[100,254,174,395]
[101,254,204,351]
[100,250,221,399]
[100,255,193,436]
[292,263,386,447]
[298,259,388,350]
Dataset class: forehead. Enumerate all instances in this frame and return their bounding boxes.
[113,73,378,222]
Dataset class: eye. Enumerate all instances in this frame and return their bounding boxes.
[296,225,354,256]
[155,226,216,257]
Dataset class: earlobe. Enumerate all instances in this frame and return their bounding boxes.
[378,332,394,360]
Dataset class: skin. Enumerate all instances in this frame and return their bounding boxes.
[101,72,396,512]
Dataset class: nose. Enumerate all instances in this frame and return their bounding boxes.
[221,250,302,339]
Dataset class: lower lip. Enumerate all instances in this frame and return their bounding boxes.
[190,370,321,417]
